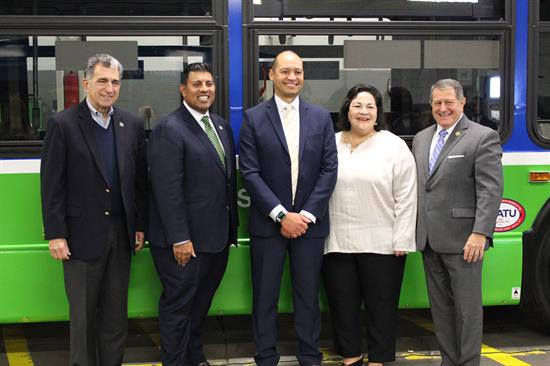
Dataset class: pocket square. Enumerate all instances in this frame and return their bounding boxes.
[448,154,465,159]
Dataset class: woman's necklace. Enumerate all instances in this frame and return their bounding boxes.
[343,130,376,151]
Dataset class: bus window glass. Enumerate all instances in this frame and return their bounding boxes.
[537,33,550,139]
[541,0,550,21]
[0,35,213,141]
[257,34,502,135]
[251,0,506,22]
[0,0,213,16]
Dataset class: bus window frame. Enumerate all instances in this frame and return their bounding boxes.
[0,2,229,158]
[528,0,550,147]
[244,24,513,145]
[244,0,513,24]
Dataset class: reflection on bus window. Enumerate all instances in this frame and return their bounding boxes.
[256,34,503,135]
[0,36,213,141]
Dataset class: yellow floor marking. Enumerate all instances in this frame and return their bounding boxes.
[403,313,532,366]
[2,325,34,366]
[134,318,161,347]
[482,345,532,366]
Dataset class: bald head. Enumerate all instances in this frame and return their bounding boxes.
[269,50,304,103]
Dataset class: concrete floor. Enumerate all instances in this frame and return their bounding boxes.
[2,307,550,365]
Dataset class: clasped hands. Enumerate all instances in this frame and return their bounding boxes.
[280,212,311,239]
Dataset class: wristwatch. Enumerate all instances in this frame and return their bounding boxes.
[276,211,286,222]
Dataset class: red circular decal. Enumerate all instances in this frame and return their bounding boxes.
[494,198,526,232]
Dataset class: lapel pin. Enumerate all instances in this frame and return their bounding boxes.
[119,122,125,127]
[218,125,223,130]
[455,131,461,137]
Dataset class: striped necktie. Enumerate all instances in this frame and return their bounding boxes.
[282,106,299,202]
[201,115,226,169]
[429,129,448,175]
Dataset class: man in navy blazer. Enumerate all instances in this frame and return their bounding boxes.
[239,50,338,366]
[41,54,147,365]
[148,63,238,366]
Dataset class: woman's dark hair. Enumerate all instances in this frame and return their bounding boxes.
[338,83,385,132]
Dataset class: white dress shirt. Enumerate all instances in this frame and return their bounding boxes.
[268,95,316,224]
[86,98,113,129]
[324,131,417,255]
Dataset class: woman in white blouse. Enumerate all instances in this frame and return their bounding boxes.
[323,84,417,366]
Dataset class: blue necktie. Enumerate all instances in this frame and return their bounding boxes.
[429,129,448,175]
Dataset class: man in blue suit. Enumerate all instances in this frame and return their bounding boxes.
[239,50,338,366]
[148,63,238,366]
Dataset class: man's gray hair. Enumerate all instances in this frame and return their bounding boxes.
[430,78,465,103]
[84,54,123,79]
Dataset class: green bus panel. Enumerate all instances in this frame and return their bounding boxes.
[0,163,539,323]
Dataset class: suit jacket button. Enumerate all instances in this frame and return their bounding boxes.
[226,206,230,210]
[105,211,110,216]
[106,188,110,193]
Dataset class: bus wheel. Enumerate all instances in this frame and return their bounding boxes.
[533,228,550,324]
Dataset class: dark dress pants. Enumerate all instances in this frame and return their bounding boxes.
[422,245,483,366]
[63,221,131,366]
[322,252,406,363]
[150,244,229,366]
[250,235,324,366]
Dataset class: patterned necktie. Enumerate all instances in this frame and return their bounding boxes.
[200,115,226,169]
[282,106,299,203]
[429,129,448,175]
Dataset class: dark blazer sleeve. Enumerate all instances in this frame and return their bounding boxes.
[40,115,68,240]
[473,129,503,237]
[299,109,338,220]
[148,117,190,245]
[239,110,285,215]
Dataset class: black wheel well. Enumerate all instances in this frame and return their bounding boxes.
[521,197,550,323]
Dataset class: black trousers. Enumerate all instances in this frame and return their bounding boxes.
[150,244,230,366]
[63,221,131,366]
[322,252,406,363]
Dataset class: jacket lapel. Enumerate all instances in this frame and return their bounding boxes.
[421,125,436,178]
[76,101,109,185]
[298,98,308,161]
[266,98,290,155]
[429,116,468,177]
[178,106,227,176]
[211,114,233,177]
[112,108,128,180]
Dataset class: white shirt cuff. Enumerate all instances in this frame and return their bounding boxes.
[269,204,287,222]
[299,210,316,224]
[173,240,190,246]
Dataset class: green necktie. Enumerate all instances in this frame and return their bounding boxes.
[201,115,226,169]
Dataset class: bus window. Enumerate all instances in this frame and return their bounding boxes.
[255,33,504,137]
[0,0,214,16]
[251,0,506,22]
[0,35,214,143]
[537,33,550,140]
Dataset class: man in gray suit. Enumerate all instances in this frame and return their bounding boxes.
[412,79,503,366]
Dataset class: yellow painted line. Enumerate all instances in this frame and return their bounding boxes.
[122,363,161,366]
[403,313,532,366]
[404,354,440,360]
[2,325,34,366]
[482,345,532,366]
